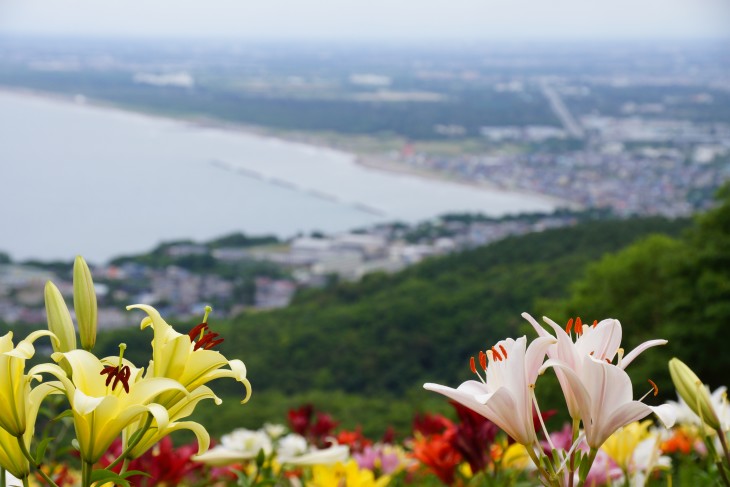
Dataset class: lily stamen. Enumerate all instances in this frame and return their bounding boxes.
[565,318,574,335]
[575,317,583,335]
[640,379,660,402]
[479,351,487,370]
[531,384,561,462]
[469,350,489,382]
[100,343,131,393]
[188,306,225,351]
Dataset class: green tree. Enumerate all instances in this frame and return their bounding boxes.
[557,184,730,399]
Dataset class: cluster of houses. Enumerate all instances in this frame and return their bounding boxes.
[0,212,580,326]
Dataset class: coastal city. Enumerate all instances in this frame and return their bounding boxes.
[385,109,730,217]
[1,39,728,326]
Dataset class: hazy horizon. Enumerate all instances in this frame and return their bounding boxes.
[1,0,728,42]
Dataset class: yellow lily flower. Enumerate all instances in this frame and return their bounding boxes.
[119,305,250,459]
[601,420,652,471]
[501,443,533,470]
[127,304,251,404]
[0,382,60,480]
[0,330,57,436]
[309,460,391,487]
[122,384,217,459]
[32,349,188,464]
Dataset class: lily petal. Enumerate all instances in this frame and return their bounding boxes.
[621,339,668,369]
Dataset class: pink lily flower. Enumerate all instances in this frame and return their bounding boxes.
[523,313,667,419]
[540,357,676,449]
[424,335,555,446]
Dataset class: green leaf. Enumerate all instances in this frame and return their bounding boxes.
[35,436,54,464]
[89,469,131,487]
[120,470,151,479]
[255,448,266,468]
[51,409,74,422]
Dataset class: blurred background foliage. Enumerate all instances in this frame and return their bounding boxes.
[89,185,730,439]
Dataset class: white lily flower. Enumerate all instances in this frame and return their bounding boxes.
[194,428,273,466]
[263,422,288,439]
[424,335,555,445]
[276,433,349,466]
[628,435,672,486]
[2,470,22,487]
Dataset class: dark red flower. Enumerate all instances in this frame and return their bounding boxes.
[311,412,339,444]
[288,404,314,436]
[381,426,396,445]
[99,437,203,486]
[287,405,340,448]
[449,401,500,474]
[413,413,453,437]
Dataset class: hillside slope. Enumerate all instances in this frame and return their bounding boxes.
[218,217,687,397]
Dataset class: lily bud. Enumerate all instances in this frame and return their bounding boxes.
[73,255,97,351]
[668,357,721,431]
[44,281,77,353]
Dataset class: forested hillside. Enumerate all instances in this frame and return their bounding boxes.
[222,217,688,396]
[97,214,693,434]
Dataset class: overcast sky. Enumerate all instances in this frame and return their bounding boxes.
[1,0,729,41]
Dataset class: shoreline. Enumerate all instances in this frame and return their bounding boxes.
[355,155,570,208]
[0,85,570,209]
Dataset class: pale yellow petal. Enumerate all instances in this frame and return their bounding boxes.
[44,281,77,352]
[124,377,188,407]
[53,350,108,396]
[74,388,108,415]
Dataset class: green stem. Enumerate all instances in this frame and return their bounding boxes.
[1,466,5,487]
[120,458,130,476]
[16,437,60,487]
[717,459,730,487]
[107,413,154,470]
[712,431,730,487]
[526,444,557,486]
[22,476,29,487]
[568,418,580,487]
[718,428,730,468]
[82,461,92,487]
[576,448,597,487]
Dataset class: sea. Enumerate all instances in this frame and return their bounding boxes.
[0,90,556,263]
